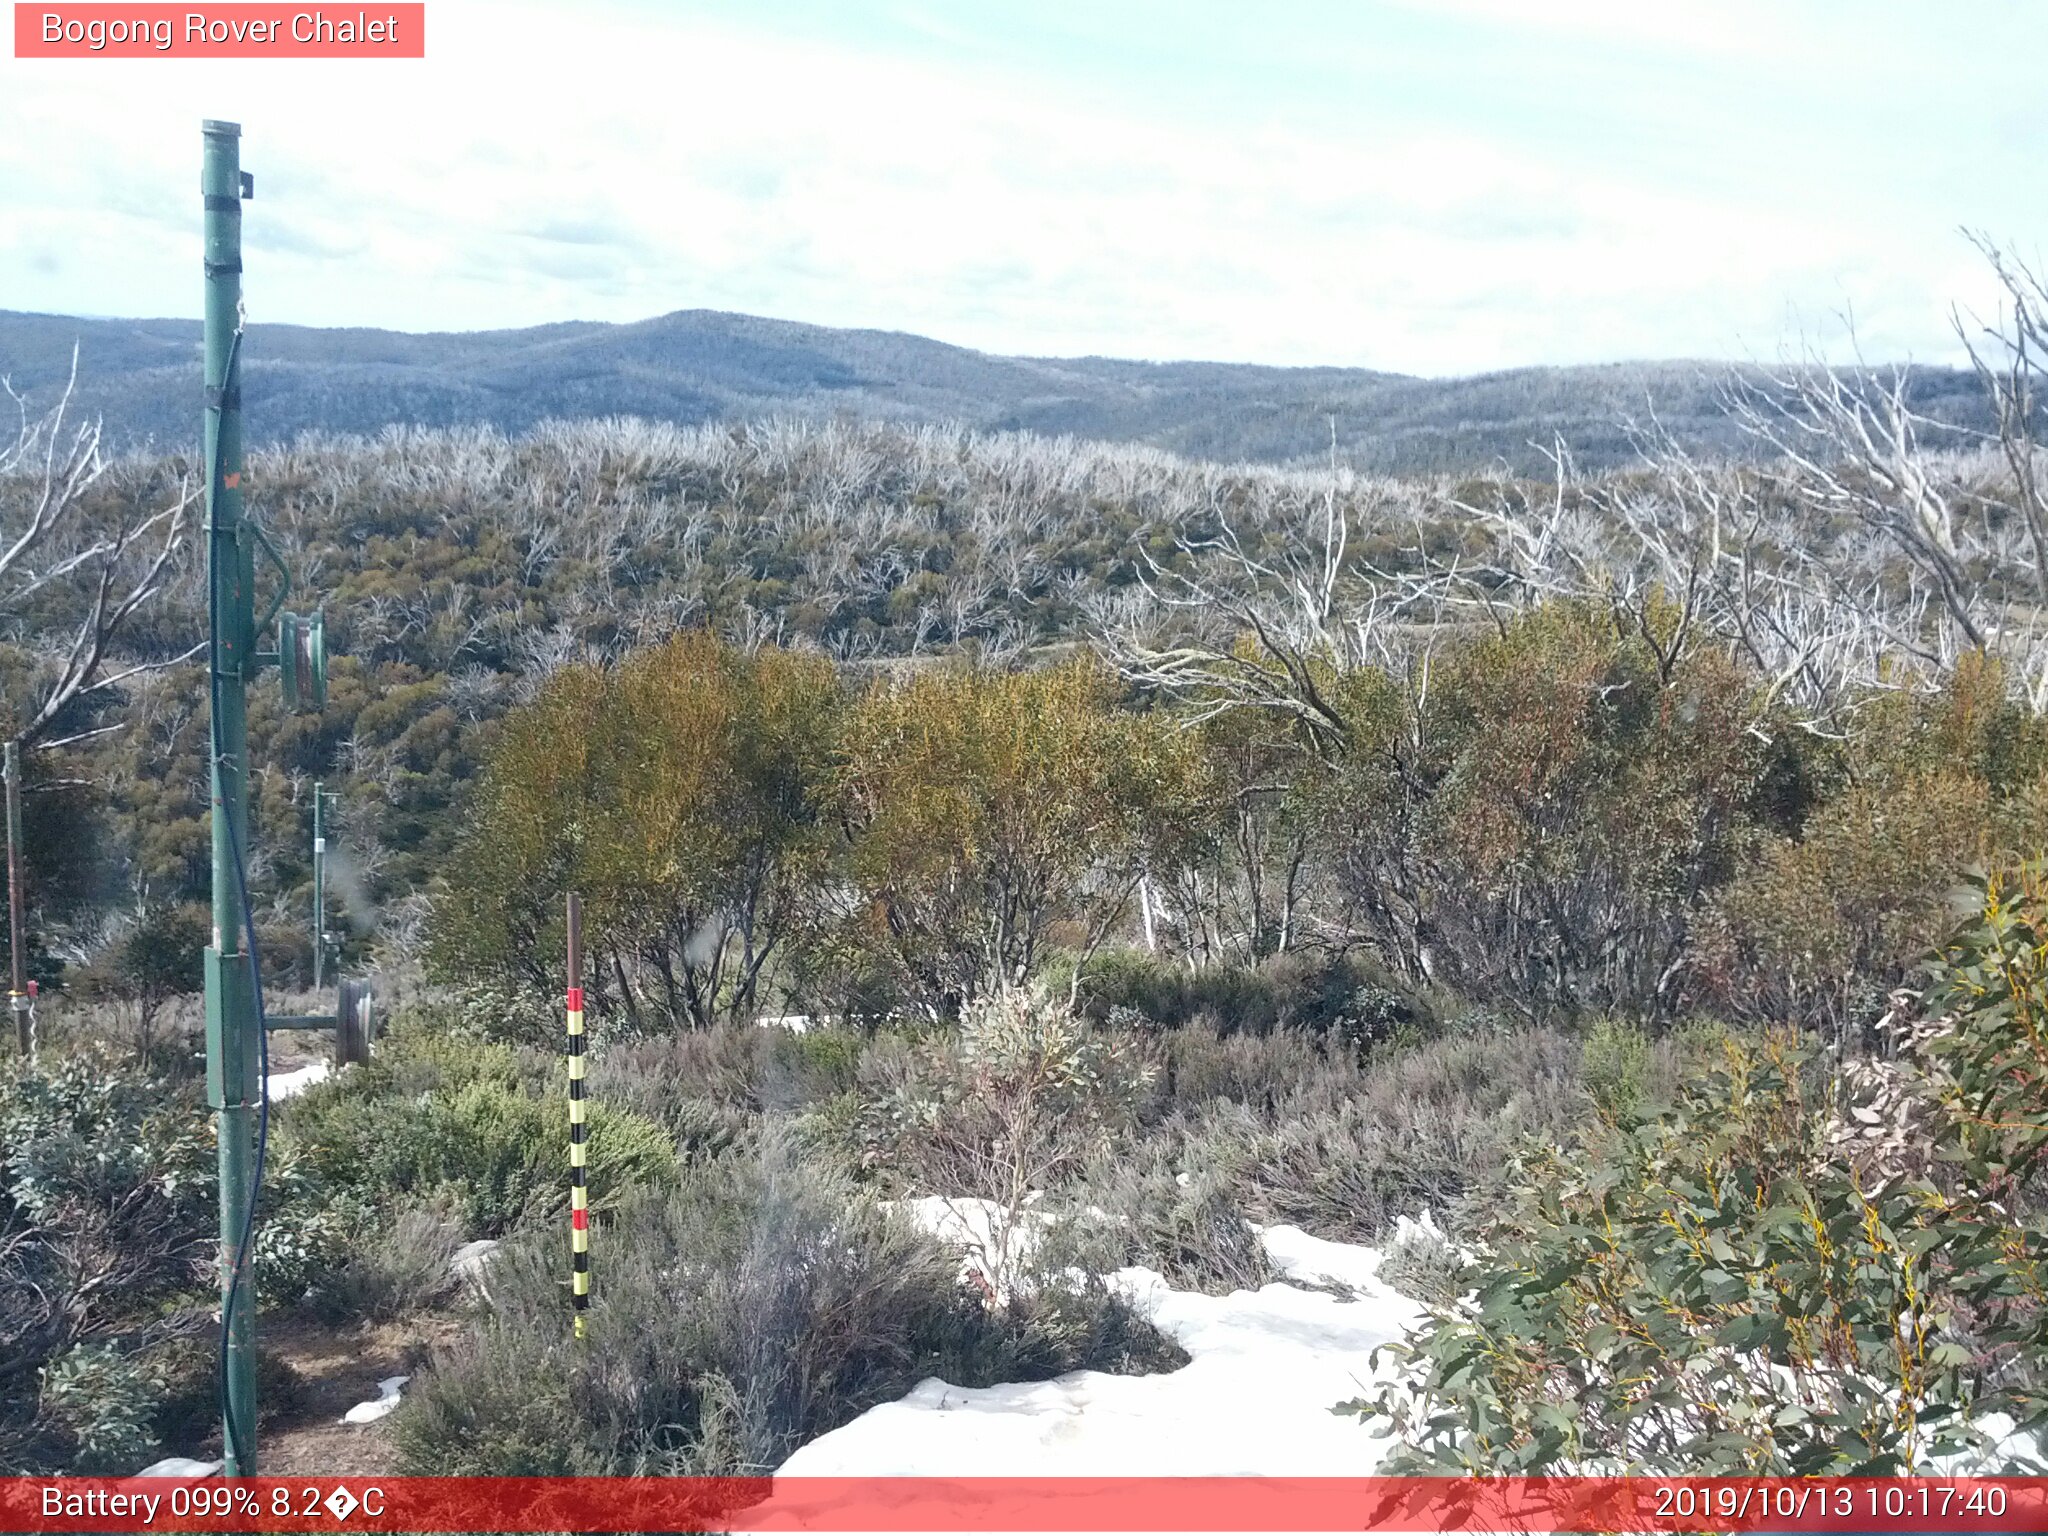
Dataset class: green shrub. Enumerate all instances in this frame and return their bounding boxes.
[841,657,1202,1017]
[0,1050,214,1467]
[1062,1138,1274,1294]
[1695,658,2048,1032]
[1348,1007,2047,1473]
[592,1025,772,1119]
[284,1052,676,1236]
[588,1019,886,1130]
[255,1144,366,1306]
[1150,1022,1334,1115]
[37,1344,164,1474]
[1581,1017,1650,1121]
[430,634,844,1031]
[1078,948,1422,1040]
[766,1026,867,1104]
[1695,769,2003,1030]
[1240,1027,1587,1242]
[1320,600,1779,1020]
[851,986,1155,1291]
[1920,863,2048,1204]
[149,1333,305,1448]
[398,983,563,1053]
[1373,1222,1464,1310]
[394,1135,1176,1475]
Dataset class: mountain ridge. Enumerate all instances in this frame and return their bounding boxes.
[0,306,1987,476]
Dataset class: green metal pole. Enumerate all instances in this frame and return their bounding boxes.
[200,117,259,1477]
[312,782,326,992]
[5,738,28,1060]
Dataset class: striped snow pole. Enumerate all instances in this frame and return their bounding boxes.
[565,892,589,1340]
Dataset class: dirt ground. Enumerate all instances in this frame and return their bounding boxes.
[185,1309,460,1475]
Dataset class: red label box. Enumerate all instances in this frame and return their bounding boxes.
[6,1476,2048,1533]
[13,4,425,57]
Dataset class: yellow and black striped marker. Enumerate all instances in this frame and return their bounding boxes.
[566,893,589,1340]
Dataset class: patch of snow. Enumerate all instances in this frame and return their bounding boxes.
[137,1456,221,1477]
[781,1200,1427,1479]
[890,1195,1049,1302]
[340,1374,410,1425]
[266,1060,331,1102]
[794,1194,2047,1485]
[1258,1224,1395,1295]
[1390,1207,1443,1245]
[780,1263,1415,1476]
[1928,1412,2048,1473]
[449,1238,500,1284]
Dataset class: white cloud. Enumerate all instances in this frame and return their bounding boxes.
[0,1,2038,374]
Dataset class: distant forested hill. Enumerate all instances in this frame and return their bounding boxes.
[0,306,1988,475]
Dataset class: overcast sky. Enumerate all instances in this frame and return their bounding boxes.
[2,0,2043,375]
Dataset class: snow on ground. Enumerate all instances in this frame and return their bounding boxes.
[265,1059,331,1101]
[340,1374,409,1425]
[778,1210,1424,1478]
[887,1195,1047,1302]
[771,1192,2047,1493]
[450,1237,500,1281]
[1919,1412,2045,1474]
[1259,1223,1396,1295]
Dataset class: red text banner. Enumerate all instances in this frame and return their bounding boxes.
[13,5,425,58]
[4,1476,2048,1533]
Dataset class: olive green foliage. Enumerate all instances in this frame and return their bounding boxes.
[1103,695,1314,968]
[590,1023,860,1136]
[1051,1021,1593,1291]
[393,1135,1179,1475]
[436,644,1201,1026]
[1319,600,1782,1019]
[1922,863,2048,1209]
[426,608,2025,1039]
[1060,1142,1277,1295]
[394,980,562,1054]
[310,1195,469,1324]
[432,632,841,1030]
[35,1343,167,1475]
[1581,1017,1652,1121]
[1349,877,2048,1472]
[0,756,107,991]
[1078,947,1424,1045]
[841,657,1203,1015]
[1697,654,2048,1031]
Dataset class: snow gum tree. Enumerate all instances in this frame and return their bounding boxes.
[431,632,840,1030]
[840,655,1203,1018]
